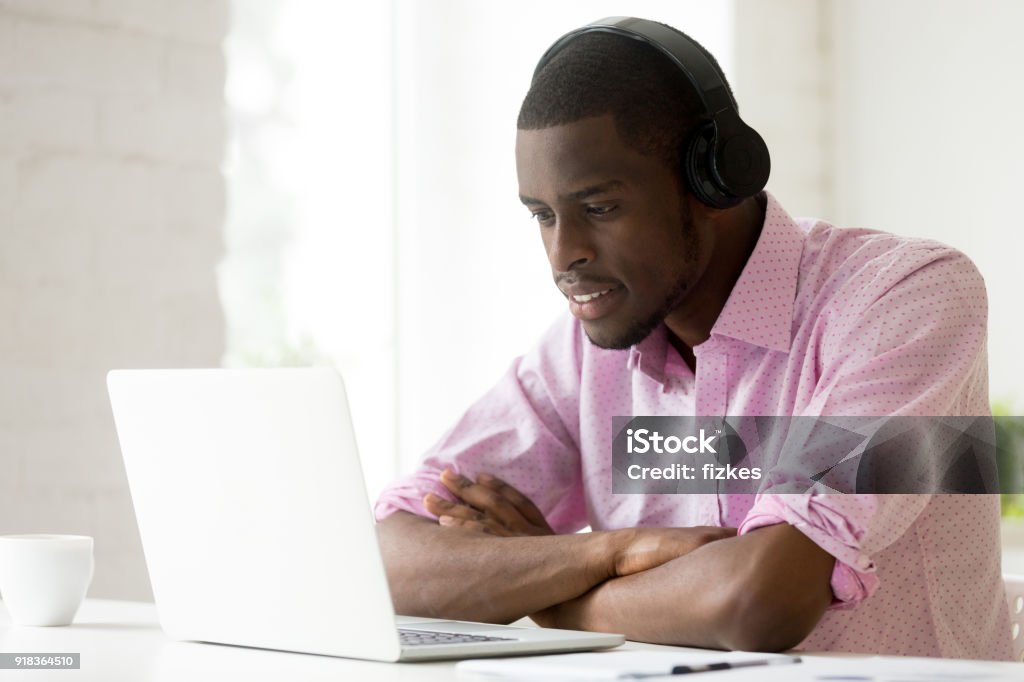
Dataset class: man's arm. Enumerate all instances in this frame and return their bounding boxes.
[377,505,734,624]
[430,473,834,649]
[533,522,835,651]
[378,511,608,623]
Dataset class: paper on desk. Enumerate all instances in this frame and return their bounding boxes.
[816,655,1020,681]
[455,650,790,680]
[704,654,1019,682]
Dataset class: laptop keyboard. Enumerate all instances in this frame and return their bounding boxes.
[399,628,515,647]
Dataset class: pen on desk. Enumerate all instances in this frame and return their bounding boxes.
[623,656,802,678]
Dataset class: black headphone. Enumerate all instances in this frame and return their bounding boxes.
[532,17,770,209]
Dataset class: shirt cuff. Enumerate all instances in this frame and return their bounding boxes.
[373,478,458,522]
[737,494,881,610]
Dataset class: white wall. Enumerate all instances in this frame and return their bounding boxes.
[0,0,227,601]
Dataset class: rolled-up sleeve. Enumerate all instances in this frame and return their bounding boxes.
[739,245,990,609]
[374,313,590,534]
[738,494,932,608]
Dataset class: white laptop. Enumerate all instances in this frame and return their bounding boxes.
[107,367,624,662]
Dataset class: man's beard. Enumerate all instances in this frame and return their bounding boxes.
[585,272,688,350]
[584,198,700,350]
[583,263,691,350]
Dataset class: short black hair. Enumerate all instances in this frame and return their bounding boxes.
[518,28,733,179]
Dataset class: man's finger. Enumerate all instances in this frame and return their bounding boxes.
[439,469,527,529]
[423,492,485,522]
[439,468,472,492]
[477,473,552,530]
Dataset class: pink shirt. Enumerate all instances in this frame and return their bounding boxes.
[375,192,1012,660]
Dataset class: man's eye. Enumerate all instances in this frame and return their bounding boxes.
[587,205,617,216]
[531,211,555,224]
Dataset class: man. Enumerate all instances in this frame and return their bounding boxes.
[374,19,1012,658]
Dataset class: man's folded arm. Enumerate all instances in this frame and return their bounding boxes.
[376,511,615,623]
[537,522,835,652]
[377,509,735,624]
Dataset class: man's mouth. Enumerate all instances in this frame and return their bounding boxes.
[572,288,614,303]
[566,285,623,321]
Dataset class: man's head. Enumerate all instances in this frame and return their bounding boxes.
[516,30,731,349]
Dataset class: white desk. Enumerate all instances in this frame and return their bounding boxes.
[1,599,1020,681]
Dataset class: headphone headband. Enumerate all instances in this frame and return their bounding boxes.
[531,17,770,209]
[533,16,736,117]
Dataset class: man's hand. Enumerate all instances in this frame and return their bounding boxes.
[528,525,736,629]
[422,469,555,537]
[612,526,736,577]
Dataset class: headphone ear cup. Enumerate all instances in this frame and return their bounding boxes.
[712,126,770,199]
[684,122,740,209]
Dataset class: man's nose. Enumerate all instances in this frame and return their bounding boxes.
[546,215,596,273]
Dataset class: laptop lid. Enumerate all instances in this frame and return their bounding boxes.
[107,368,402,661]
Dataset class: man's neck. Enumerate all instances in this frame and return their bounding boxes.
[664,193,767,361]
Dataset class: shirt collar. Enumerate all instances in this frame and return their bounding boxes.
[626,323,670,382]
[707,191,804,353]
[626,192,804,382]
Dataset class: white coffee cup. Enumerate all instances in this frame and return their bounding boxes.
[0,534,94,626]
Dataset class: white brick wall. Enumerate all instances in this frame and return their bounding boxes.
[0,0,227,601]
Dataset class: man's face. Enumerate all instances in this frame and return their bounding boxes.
[516,114,711,349]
